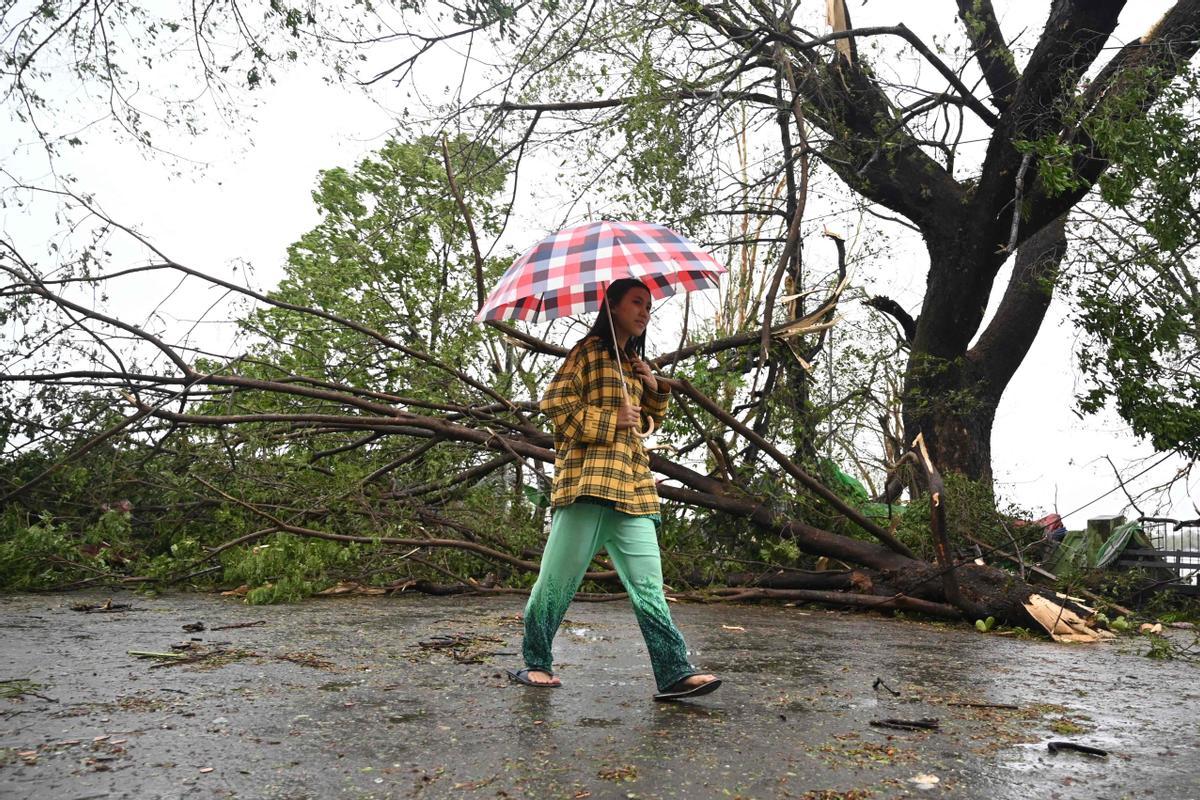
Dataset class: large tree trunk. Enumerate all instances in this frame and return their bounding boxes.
[904,393,998,485]
[902,216,1069,482]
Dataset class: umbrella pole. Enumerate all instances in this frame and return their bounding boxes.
[603,285,654,438]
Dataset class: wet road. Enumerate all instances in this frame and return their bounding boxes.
[1,591,1197,799]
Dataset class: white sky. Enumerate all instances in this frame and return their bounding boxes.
[1,1,1195,525]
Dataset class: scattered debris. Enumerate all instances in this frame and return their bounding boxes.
[210,620,267,631]
[1047,741,1109,757]
[817,735,909,768]
[20,734,136,773]
[277,651,336,670]
[70,599,132,613]
[872,677,901,697]
[316,581,388,596]
[721,624,746,632]
[182,621,206,632]
[1140,622,1164,634]
[451,776,497,790]
[411,633,506,665]
[870,718,940,731]
[597,764,638,782]
[129,645,258,669]
[948,702,1019,710]
[0,679,55,702]
[797,790,873,800]
[128,650,189,662]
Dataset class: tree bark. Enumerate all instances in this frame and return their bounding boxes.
[901,216,1069,481]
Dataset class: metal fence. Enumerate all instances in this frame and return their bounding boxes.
[1124,517,1200,588]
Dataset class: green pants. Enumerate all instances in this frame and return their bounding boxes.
[522,502,696,691]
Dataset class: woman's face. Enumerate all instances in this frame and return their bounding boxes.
[610,286,652,341]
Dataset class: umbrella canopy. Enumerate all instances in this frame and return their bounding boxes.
[476,220,725,323]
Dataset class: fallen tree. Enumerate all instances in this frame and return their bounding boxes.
[0,212,1086,630]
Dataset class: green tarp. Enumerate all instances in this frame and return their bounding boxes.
[822,461,899,523]
[1046,519,1159,577]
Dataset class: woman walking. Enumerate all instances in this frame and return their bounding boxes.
[508,278,721,701]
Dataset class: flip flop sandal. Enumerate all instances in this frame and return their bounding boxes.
[653,676,722,702]
[506,668,560,688]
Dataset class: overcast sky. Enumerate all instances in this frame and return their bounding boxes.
[2,1,1195,525]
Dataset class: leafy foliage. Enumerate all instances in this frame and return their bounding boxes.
[1072,68,1200,458]
[0,507,132,591]
[222,533,373,604]
[886,472,1036,564]
[237,133,510,401]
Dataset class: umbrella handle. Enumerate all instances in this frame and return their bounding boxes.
[634,416,655,439]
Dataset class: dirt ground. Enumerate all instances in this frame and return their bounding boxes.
[1,590,1197,800]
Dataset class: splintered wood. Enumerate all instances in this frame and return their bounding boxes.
[1022,594,1115,643]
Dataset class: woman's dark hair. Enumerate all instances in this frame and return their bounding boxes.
[583,278,650,359]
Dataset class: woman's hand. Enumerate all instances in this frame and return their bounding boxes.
[616,403,642,430]
[631,357,660,392]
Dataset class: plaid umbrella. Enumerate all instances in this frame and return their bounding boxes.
[476,220,725,323]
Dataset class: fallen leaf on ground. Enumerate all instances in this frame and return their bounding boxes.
[597,764,638,782]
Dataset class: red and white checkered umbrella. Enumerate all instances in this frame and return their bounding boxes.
[476,220,725,323]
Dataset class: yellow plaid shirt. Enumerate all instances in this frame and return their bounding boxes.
[541,336,671,517]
